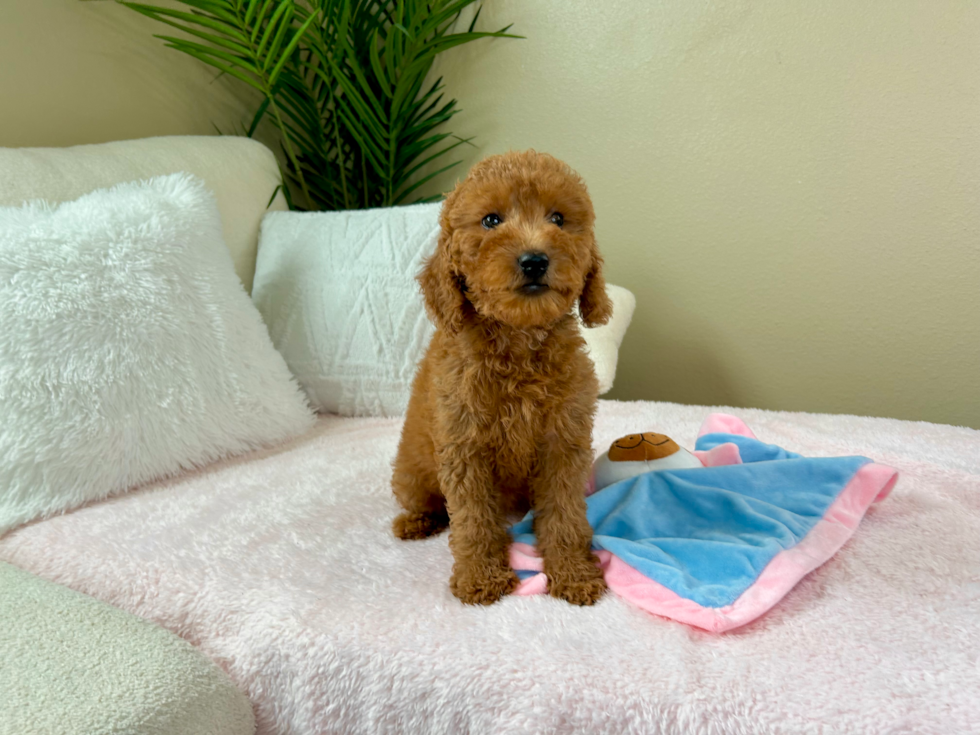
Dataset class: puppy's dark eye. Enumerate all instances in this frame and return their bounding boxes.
[549,212,564,228]
[482,213,502,229]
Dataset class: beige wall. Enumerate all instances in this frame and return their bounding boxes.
[0,0,258,147]
[2,1,978,428]
[420,1,980,429]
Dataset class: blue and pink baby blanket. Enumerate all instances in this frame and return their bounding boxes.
[509,414,898,633]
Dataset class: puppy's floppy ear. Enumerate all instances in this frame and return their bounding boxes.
[418,198,468,334]
[579,239,613,328]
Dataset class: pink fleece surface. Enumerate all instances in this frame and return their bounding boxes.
[2,400,979,734]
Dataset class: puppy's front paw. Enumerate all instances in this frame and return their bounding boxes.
[548,559,607,606]
[450,563,519,605]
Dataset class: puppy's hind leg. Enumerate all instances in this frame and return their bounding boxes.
[392,434,448,540]
[392,477,448,540]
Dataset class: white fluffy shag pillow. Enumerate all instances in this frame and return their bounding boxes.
[0,173,315,535]
[252,203,635,416]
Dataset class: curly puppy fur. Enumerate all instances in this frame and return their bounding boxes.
[392,150,613,606]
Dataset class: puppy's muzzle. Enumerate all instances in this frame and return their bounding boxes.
[518,251,549,279]
[518,251,550,294]
[517,250,548,289]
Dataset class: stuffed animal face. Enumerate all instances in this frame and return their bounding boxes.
[608,433,683,462]
[591,432,703,494]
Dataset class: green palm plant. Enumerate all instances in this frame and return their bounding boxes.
[118,0,518,210]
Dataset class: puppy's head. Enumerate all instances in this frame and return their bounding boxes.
[419,150,612,332]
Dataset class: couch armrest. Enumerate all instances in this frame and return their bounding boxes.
[0,562,255,735]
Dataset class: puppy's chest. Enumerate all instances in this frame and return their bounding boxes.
[473,385,548,480]
[444,332,582,460]
[487,388,544,442]
[462,368,564,453]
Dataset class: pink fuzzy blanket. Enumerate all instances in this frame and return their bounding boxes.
[2,400,978,734]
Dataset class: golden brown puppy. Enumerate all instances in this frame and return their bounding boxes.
[391,150,613,606]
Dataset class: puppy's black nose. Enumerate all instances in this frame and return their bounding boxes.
[518,251,549,280]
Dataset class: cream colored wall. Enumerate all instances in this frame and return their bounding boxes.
[0,0,258,148]
[3,1,977,427]
[421,1,980,429]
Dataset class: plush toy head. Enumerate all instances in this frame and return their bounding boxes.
[590,432,703,494]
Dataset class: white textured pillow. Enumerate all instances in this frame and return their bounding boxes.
[0,174,314,535]
[252,204,636,416]
[253,203,442,417]
[579,283,637,394]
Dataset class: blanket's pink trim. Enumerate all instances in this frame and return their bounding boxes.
[698,413,757,439]
[510,543,548,595]
[511,462,898,633]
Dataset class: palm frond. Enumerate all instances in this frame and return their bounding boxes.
[117,0,521,209]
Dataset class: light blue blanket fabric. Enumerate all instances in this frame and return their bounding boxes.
[510,433,872,608]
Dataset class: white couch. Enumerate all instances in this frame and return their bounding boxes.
[1,137,977,735]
